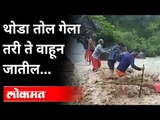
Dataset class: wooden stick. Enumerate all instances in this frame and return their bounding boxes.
[106,82,141,86]
[139,64,145,97]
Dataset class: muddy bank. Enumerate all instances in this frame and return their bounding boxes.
[72,61,160,105]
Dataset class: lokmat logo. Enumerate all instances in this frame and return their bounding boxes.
[4,86,82,102]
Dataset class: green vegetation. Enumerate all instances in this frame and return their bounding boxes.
[89,15,160,57]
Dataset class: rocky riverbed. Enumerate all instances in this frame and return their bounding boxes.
[71,61,160,105]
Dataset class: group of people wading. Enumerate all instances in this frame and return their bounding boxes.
[82,28,160,93]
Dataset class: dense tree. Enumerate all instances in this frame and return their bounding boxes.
[89,15,160,57]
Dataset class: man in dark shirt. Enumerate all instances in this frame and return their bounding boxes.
[107,43,124,78]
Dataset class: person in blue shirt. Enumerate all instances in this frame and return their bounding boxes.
[116,49,144,82]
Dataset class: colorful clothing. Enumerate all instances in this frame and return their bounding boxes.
[116,69,125,77]
[88,50,94,63]
[154,83,160,93]
[92,57,101,71]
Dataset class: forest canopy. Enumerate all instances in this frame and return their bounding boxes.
[89,15,160,57]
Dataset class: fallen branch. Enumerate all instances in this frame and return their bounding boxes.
[106,82,141,86]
